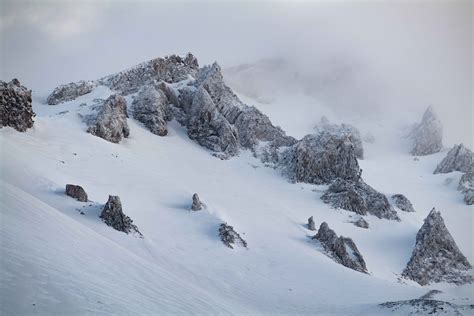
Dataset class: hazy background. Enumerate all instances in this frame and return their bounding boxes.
[1,0,472,147]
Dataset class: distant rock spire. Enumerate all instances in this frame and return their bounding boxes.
[410,105,443,156]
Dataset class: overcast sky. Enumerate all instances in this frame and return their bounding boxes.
[1,0,472,146]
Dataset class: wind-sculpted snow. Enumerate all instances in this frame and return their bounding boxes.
[409,106,443,156]
[434,144,473,174]
[458,167,474,205]
[218,223,247,249]
[132,85,172,136]
[321,178,400,220]
[402,208,472,285]
[47,80,96,105]
[0,79,35,132]
[391,194,415,212]
[87,94,130,143]
[100,195,142,236]
[313,222,368,273]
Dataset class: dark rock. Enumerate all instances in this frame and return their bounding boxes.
[65,184,88,202]
[458,168,474,205]
[391,194,415,212]
[87,94,130,143]
[380,297,473,315]
[132,85,172,136]
[434,144,473,174]
[0,79,35,132]
[47,80,96,105]
[100,195,141,236]
[307,216,316,231]
[218,223,247,249]
[402,208,472,285]
[321,178,400,220]
[353,217,369,229]
[313,222,368,273]
[191,193,203,211]
[409,106,443,156]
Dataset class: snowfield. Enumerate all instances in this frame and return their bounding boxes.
[1,87,472,315]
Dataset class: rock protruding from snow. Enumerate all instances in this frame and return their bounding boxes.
[307,216,316,231]
[321,178,399,220]
[191,193,203,211]
[315,117,364,159]
[391,194,415,212]
[353,217,369,229]
[313,222,368,273]
[100,195,142,236]
[281,132,361,185]
[132,85,172,136]
[402,208,472,285]
[458,167,474,205]
[65,184,88,202]
[434,144,473,174]
[409,106,443,156]
[218,223,247,249]
[0,79,35,132]
[87,94,130,143]
[47,80,96,105]
[380,296,473,315]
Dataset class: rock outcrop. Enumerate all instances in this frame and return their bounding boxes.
[0,79,35,132]
[191,193,203,211]
[218,223,247,249]
[315,117,364,159]
[402,208,472,285]
[100,195,142,236]
[409,106,443,156]
[307,216,316,231]
[313,222,367,273]
[281,132,361,185]
[65,184,88,202]
[321,178,399,220]
[353,217,369,229]
[47,80,96,105]
[434,144,473,174]
[391,194,415,212]
[132,85,172,136]
[458,167,474,205]
[87,94,130,143]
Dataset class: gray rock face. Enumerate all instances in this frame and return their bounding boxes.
[87,94,130,143]
[281,132,361,185]
[132,85,172,136]
[315,117,364,159]
[100,195,141,236]
[353,217,369,229]
[191,193,203,211]
[65,184,88,202]
[380,297,473,315]
[47,80,96,105]
[391,194,415,212]
[218,223,247,249]
[434,144,473,174]
[458,168,474,205]
[0,79,35,132]
[410,106,443,156]
[313,222,367,273]
[307,216,316,231]
[321,178,400,220]
[402,208,472,285]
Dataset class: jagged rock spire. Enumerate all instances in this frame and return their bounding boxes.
[410,105,443,156]
[434,144,473,174]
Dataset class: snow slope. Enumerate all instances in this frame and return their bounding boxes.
[1,87,472,315]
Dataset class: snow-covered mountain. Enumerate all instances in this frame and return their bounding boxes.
[1,54,473,315]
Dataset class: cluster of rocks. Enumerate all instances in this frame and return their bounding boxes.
[409,106,443,156]
[458,168,474,205]
[65,184,88,202]
[218,223,247,249]
[313,222,367,273]
[100,195,142,236]
[321,178,400,220]
[402,208,472,285]
[434,144,473,174]
[391,194,415,212]
[380,293,474,315]
[0,79,35,132]
[47,80,96,105]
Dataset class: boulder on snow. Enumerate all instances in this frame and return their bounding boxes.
[402,208,472,285]
[87,94,130,143]
[321,178,400,220]
[100,195,142,236]
[132,85,172,136]
[353,217,369,229]
[409,106,443,156]
[47,80,96,105]
[307,216,316,231]
[458,167,474,205]
[313,222,368,273]
[281,132,361,185]
[0,79,35,132]
[391,194,415,212]
[65,184,88,202]
[218,223,247,249]
[191,193,203,211]
[434,144,473,174]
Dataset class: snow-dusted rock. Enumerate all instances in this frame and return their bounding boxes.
[313,222,367,273]
[87,94,130,143]
[402,208,472,285]
[0,79,35,132]
[47,80,96,105]
[281,132,361,185]
[307,216,316,231]
[100,195,141,236]
[458,168,474,205]
[353,217,369,229]
[409,106,443,156]
[132,85,172,136]
[434,144,473,174]
[321,178,400,220]
[218,223,247,249]
[191,193,203,211]
[65,184,88,202]
[380,295,473,315]
[391,194,415,212]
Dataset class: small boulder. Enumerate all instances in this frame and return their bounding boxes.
[409,106,443,156]
[100,195,141,236]
[0,79,35,132]
[391,194,415,212]
[307,216,316,231]
[47,80,96,105]
[65,184,88,202]
[434,144,473,174]
[191,193,203,211]
[353,218,369,229]
[218,223,247,249]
